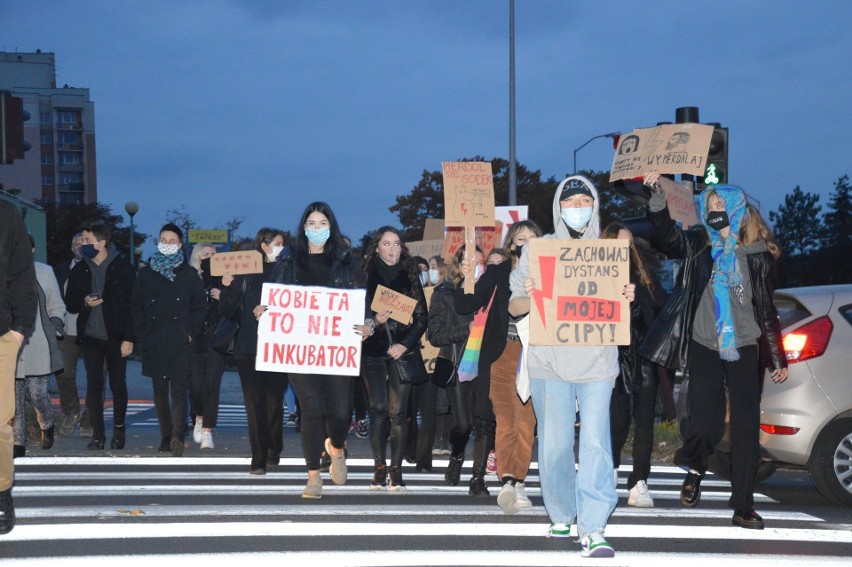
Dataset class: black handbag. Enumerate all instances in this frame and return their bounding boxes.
[384,324,429,385]
[212,279,245,356]
[431,343,459,388]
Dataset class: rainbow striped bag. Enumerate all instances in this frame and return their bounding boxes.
[457,290,496,382]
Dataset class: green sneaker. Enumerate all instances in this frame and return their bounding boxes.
[547,522,571,538]
[580,533,615,558]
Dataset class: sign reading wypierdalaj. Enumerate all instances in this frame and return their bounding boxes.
[255,283,366,376]
[609,123,714,182]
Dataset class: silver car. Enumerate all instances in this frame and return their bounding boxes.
[758,284,852,506]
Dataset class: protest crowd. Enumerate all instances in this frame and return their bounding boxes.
[0,169,789,559]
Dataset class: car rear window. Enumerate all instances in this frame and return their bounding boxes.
[839,304,852,327]
[774,295,811,329]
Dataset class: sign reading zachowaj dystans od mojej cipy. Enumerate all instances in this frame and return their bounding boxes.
[255,283,366,376]
[528,239,631,346]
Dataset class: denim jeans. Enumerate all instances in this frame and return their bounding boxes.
[530,377,617,539]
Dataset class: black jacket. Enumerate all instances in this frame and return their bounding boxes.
[270,245,356,289]
[361,262,428,358]
[0,200,37,338]
[638,203,787,373]
[130,264,206,377]
[454,260,510,369]
[66,253,135,343]
[427,282,473,360]
[218,263,269,362]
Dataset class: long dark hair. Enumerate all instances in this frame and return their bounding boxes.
[601,221,656,292]
[253,227,285,262]
[363,226,422,300]
[294,201,346,270]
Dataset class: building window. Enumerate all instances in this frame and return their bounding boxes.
[57,132,78,144]
[57,111,79,124]
[40,112,52,124]
[42,176,54,186]
[58,152,79,165]
[59,173,82,184]
[41,134,53,144]
[42,155,53,165]
[59,191,83,206]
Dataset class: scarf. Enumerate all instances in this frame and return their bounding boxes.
[457,289,496,382]
[699,185,748,362]
[149,250,184,281]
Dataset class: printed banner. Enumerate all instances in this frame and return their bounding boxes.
[209,250,263,276]
[609,123,714,182]
[442,161,496,227]
[528,239,630,346]
[255,283,365,376]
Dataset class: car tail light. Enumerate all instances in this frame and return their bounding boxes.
[760,424,800,435]
[783,316,833,364]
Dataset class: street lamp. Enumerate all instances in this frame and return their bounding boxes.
[572,132,620,175]
[125,201,139,268]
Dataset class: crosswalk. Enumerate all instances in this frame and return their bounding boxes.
[3,458,850,565]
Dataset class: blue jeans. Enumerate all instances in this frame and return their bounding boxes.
[530,377,617,538]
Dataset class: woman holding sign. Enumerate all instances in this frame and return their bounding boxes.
[508,176,635,558]
[639,173,787,530]
[271,202,356,499]
[219,228,289,475]
[356,226,428,492]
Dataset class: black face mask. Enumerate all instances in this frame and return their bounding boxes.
[512,246,523,258]
[80,244,99,259]
[200,257,211,273]
[705,210,730,230]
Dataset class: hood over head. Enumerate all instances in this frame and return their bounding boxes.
[552,175,601,240]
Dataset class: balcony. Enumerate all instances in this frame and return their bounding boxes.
[56,122,82,131]
[56,142,83,151]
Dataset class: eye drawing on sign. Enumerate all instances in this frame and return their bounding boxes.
[665,132,690,153]
[617,135,640,155]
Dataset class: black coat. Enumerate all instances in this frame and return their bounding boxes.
[454,260,510,369]
[0,200,36,338]
[66,253,135,342]
[217,263,270,362]
[130,264,206,377]
[427,282,473,360]
[270,245,356,289]
[361,262,428,358]
[638,203,787,373]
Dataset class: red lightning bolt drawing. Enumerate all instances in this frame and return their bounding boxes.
[531,255,556,329]
[460,202,468,215]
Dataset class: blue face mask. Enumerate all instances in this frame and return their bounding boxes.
[80,244,99,259]
[305,227,330,247]
[561,207,594,230]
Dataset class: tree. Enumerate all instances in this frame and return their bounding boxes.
[768,186,824,256]
[819,174,852,284]
[40,201,148,266]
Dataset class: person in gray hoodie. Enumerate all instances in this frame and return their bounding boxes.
[509,175,634,558]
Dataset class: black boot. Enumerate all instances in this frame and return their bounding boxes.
[158,436,172,453]
[40,425,55,450]
[87,433,105,450]
[469,418,495,497]
[389,466,406,492]
[680,471,703,508]
[445,454,463,486]
[13,445,25,459]
[110,425,126,450]
[0,488,14,535]
[469,475,489,497]
[371,464,387,490]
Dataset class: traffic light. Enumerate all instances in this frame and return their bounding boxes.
[1,90,26,165]
[700,125,728,187]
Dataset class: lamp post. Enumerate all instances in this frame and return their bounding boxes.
[572,132,620,175]
[124,201,139,268]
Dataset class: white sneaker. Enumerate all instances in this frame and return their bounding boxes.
[627,480,654,508]
[193,417,203,444]
[497,483,517,515]
[547,522,572,538]
[200,430,215,450]
[580,533,615,557]
[515,482,532,509]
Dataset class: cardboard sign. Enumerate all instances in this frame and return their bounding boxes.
[209,250,263,276]
[476,221,503,259]
[422,218,445,241]
[442,161,496,227]
[370,284,417,326]
[665,181,699,228]
[495,205,528,244]
[609,123,714,182]
[441,227,466,263]
[406,239,444,261]
[255,283,365,376]
[528,239,630,346]
[441,224,503,264]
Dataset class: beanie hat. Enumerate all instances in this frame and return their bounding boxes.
[560,178,594,202]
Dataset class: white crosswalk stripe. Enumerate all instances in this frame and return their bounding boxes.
[4,459,850,564]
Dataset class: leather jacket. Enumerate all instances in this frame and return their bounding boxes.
[361,262,428,358]
[638,203,787,373]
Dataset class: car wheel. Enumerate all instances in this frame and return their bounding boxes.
[808,419,852,507]
[707,450,777,483]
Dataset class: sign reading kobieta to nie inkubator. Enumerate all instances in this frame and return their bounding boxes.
[528,239,631,346]
[255,283,366,376]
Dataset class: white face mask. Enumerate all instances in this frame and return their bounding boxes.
[474,264,485,280]
[561,207,594,230]
[428,268,441,285]
[419,271,429,286]
[158,242,181,256]
[267,245,284,261]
